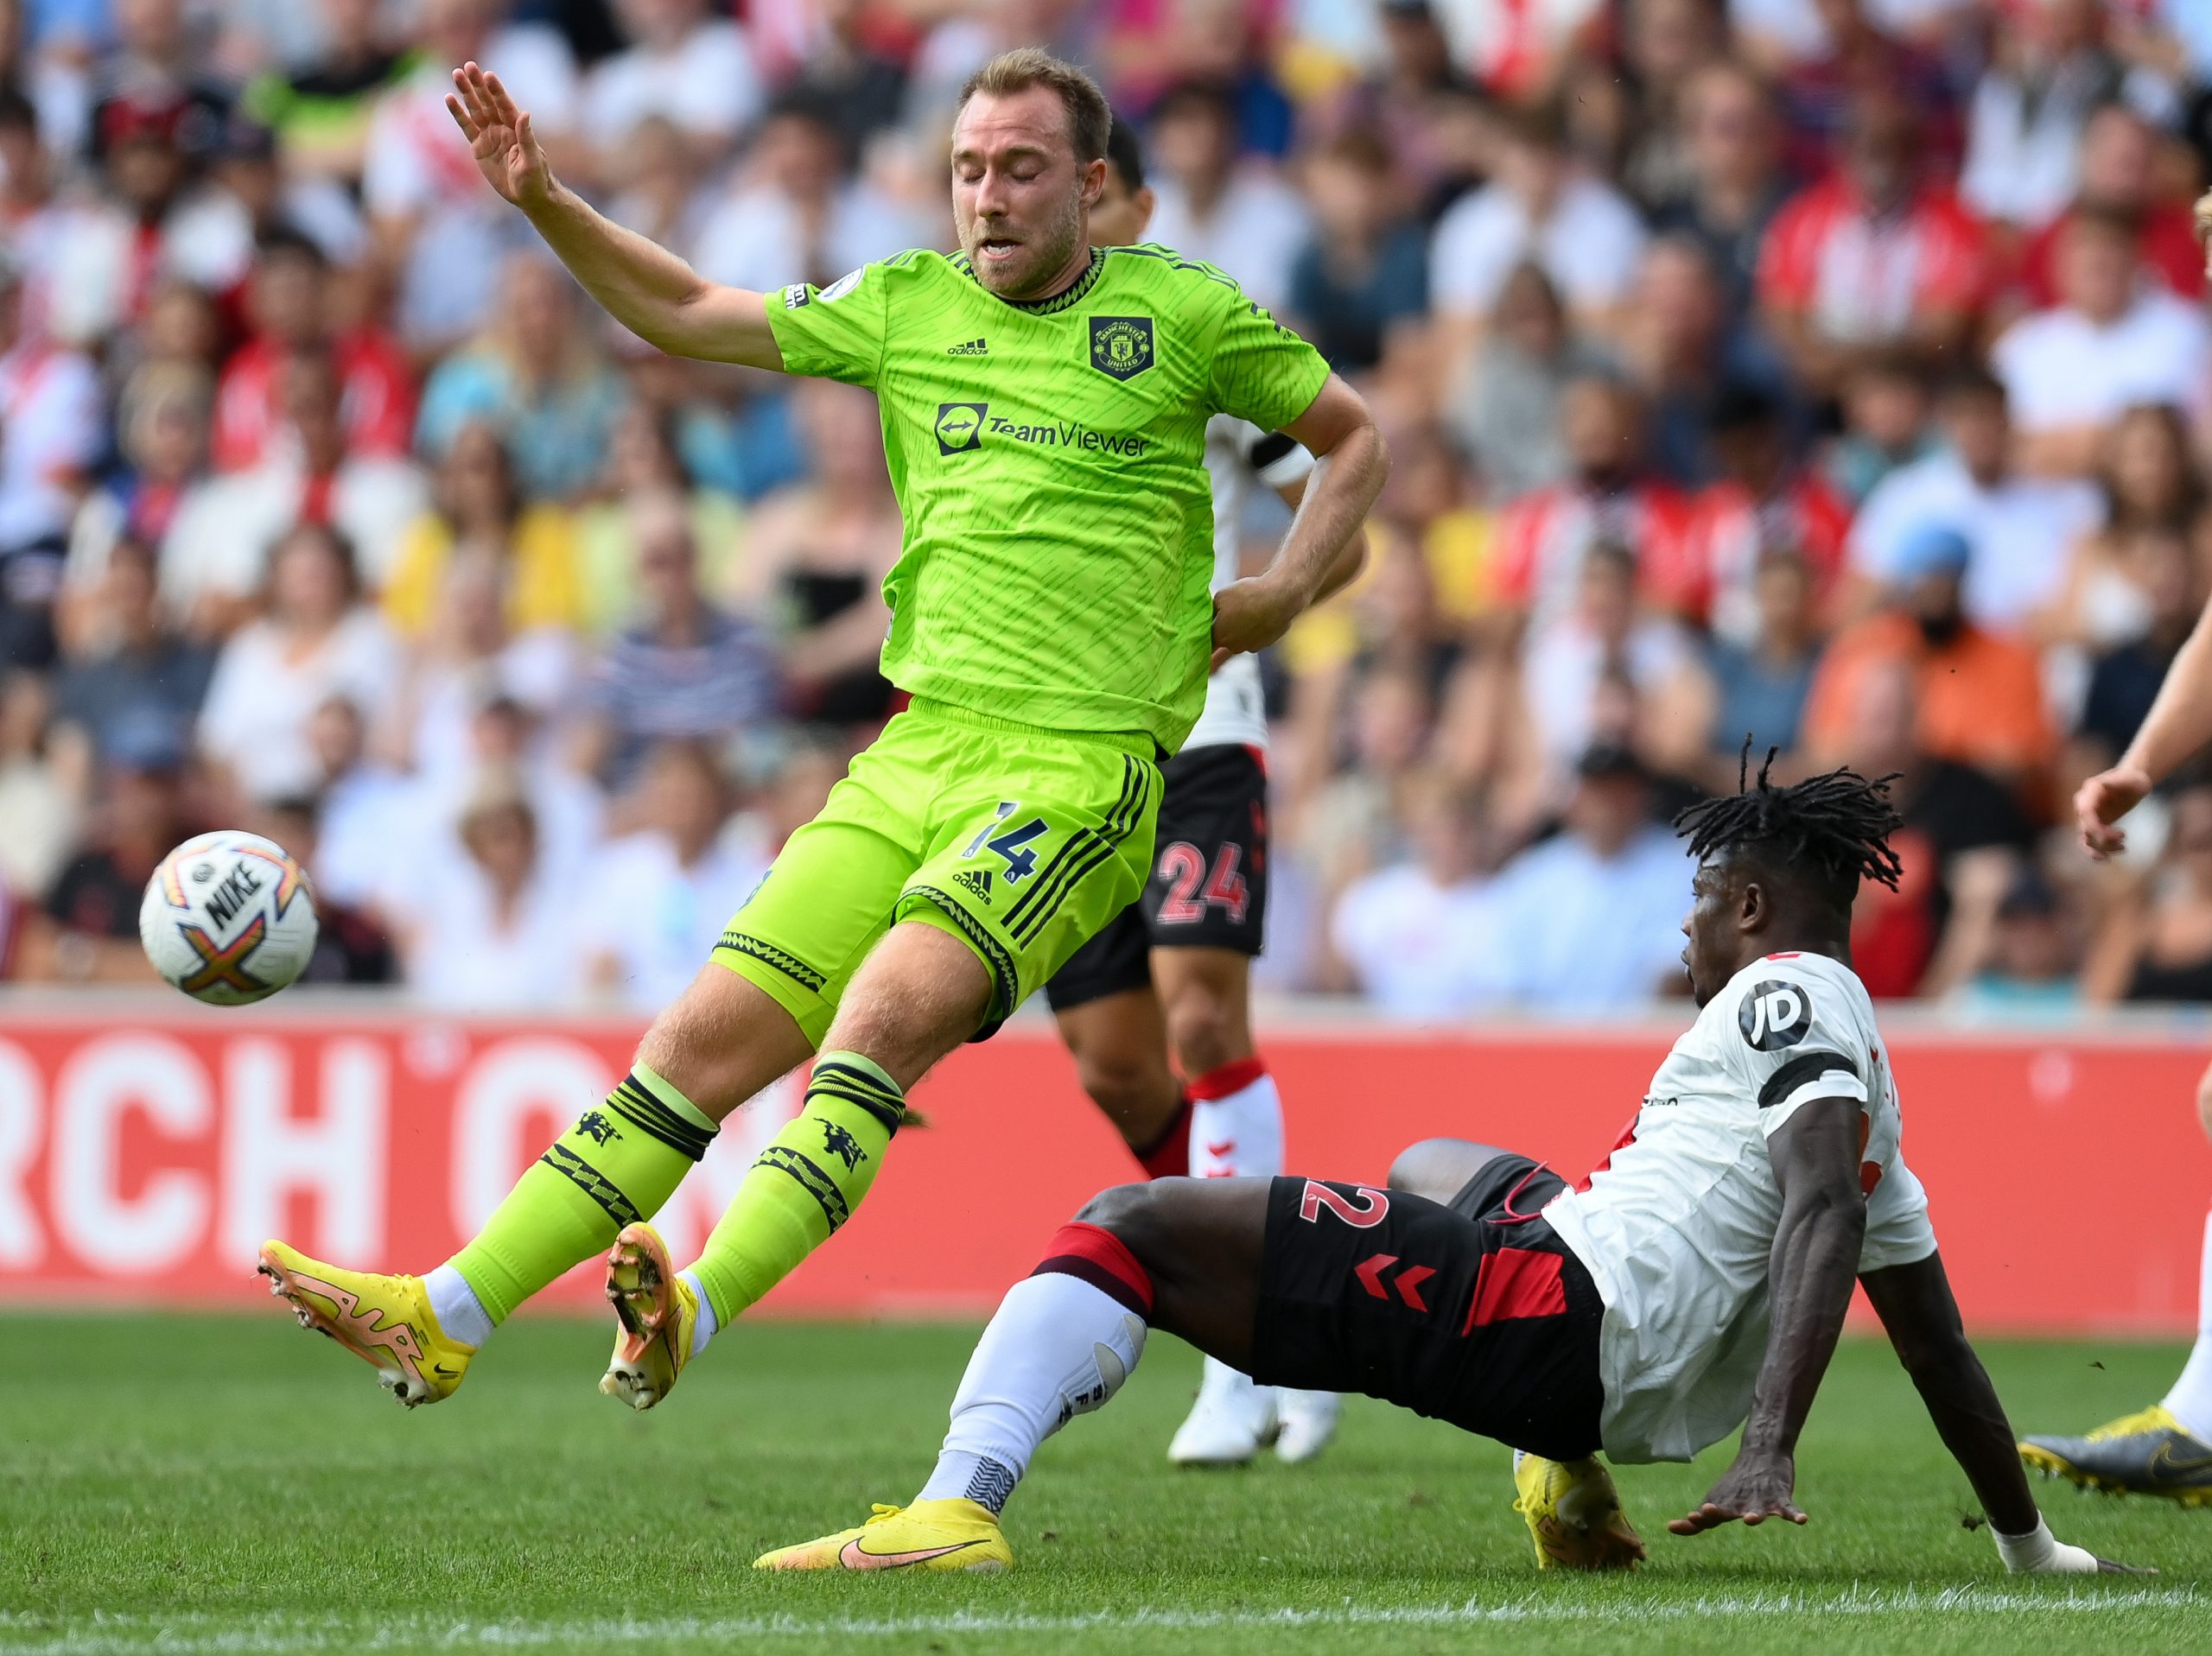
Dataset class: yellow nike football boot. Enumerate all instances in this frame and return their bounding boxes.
[2020,1405,2212,1506]
[1513,1452,1647,1570]
[754,1500,1013,1572]
[256,1240,474,1407]
[600,1222,697,1412]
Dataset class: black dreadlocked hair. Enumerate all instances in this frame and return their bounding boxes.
[1674,740,1904,914]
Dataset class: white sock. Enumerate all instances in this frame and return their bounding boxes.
[425,1263,494,1349]
[1993,1513,2101,1574]
[682,1269,717,1360]
[913,1267,1148,1513]
[2159,1209,2212,1441]
[1188,1059,1284,1179]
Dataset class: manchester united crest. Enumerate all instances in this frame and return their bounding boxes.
[1089,315,1154,381]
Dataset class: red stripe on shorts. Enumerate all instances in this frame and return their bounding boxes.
[1461,1247,1568,1335]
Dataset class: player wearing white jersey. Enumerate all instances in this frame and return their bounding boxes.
[1041,118,1362,1469]
[755,754,2145,1576]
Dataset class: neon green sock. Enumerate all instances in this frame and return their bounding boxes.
[450,1064,716,1323]
[688,1051,905,1325]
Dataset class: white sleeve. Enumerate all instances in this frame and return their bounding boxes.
[1428,193,1510,318]
[1859,1156,1938,1272]
[1241,425,1313,488]
[1725,967,1873,1139]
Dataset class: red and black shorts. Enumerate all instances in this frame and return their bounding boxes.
[1247,1156,1606,1461]
[1044,743,1269,1012]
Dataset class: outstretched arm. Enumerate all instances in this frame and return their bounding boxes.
[2075,593,2212,858]
[2078,197,2212,858]
[446,62,783,369]
[1672,1098,1866,1536]
[1210,375,1388,668]
[1859,1252,2147,1573]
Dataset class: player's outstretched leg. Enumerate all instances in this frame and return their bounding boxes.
[2019,1063,2212,1505]
[261,966,810,1406]
[636,923,990,1410]
[756,1176,1274,1570]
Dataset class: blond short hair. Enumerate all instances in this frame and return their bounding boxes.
[956,48,1112,164]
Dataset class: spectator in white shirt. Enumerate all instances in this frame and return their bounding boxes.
[584,0,763,164]
[302,694,416,912]
[1526,534,1717,780]
[0,247,100,668]
[1847,367,2101,633]
[1428,100,1648,380]
[1331,773,1509,1019]
[1141,82,1312,314]
[156,349,427,633]
[690,100,933,295]
[584,739,767,1010]
[361,0,580,352]
[0,250,100,562]
[1991,206,2212,480]
[1488,746,1694,1013]
[197,521,399,808]
[1959,0,2122,232]
[393,767,582,1011]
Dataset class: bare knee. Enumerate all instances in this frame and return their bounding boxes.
[1389,1137,1503,1202]
[1160,968,1252,1079]
[1076,1049,1179,1146]
[1075,1181,1168,1260]
[1388,1139,1460,1192]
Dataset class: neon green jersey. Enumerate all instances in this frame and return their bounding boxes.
[763,244,1331,751]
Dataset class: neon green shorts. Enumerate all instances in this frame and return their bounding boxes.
[712,698,1162,1045]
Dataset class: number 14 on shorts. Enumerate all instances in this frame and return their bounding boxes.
[964,802,1051,885]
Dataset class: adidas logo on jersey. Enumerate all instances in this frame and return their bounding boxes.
[952,868,995,904]
[946,338,989,356]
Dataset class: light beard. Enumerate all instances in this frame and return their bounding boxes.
[963,196,1086,301]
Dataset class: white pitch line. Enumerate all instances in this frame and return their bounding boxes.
[0,1587,2201,1656]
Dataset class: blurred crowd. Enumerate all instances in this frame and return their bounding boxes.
[6,0,2212,1018]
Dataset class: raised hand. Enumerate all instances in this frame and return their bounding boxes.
[1667,1446,1807,1536]
[2075,764,2151,861]
[445,60,552,211]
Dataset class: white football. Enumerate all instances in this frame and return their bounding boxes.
[139,830,320,1005]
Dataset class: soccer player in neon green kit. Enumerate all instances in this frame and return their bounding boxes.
[256,49,1389,1415]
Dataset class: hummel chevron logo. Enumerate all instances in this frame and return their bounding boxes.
[1354,1252,1435,1313]
[946,337,988,356]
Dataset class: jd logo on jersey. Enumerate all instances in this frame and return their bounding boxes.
[1738,980,1812,1050]
[935,401,986,454]
[1089,315,1154,381]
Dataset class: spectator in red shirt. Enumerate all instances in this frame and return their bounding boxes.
[2018,102,2206,308]
[213,228,413,473]
[1758,90,1990,397]
[1492,370,1702,631]
[1688,383,1853,645]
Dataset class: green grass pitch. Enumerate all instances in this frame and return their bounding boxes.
[0,1313,2204,1654]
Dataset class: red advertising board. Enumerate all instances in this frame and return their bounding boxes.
[0,1004,2202,1331]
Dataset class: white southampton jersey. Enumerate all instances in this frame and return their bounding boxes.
[1184,417,1313,752]
[1542,953,1936,1464]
